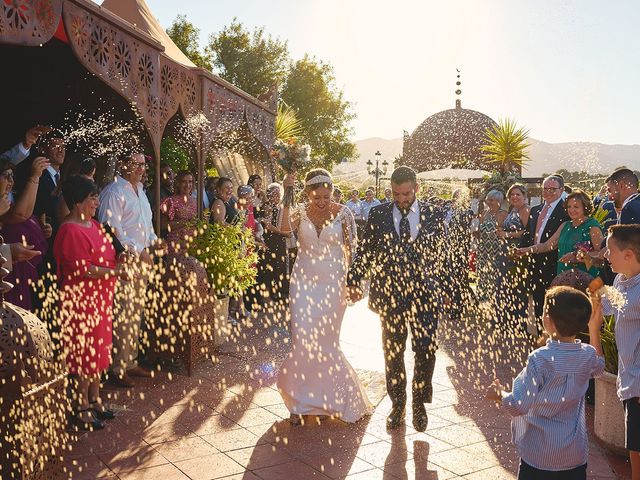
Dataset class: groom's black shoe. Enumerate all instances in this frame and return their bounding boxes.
[412,402,428,432]
[386,405,405,430]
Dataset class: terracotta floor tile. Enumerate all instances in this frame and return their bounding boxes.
[153,436,219,462]
[117,463,190,480]
[382,457,459,479]
[462,465,516,479]
[355,440,411,468]
[97,445,169,474]
[427,448,497,476]
[142,421,197,444]
[253,460,329,479]
[64,455,114,479]
[174,453,245,480]
[426,424,487,448]
[226,444,293,469]
[233,408,283,428]
[341,467,385,479]
[200,428,265,451]
[187,414,241,435]
[300,453,375,479]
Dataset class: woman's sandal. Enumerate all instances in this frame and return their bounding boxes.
[71,408,105,431]
[90,400,115,421]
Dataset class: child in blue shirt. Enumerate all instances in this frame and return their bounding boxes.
[593,224,640,480]
[486,286,605,479]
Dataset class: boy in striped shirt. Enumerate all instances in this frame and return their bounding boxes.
[486,286,605,479]
[593,224,640,480]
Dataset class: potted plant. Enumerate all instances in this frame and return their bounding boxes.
[594,313,626,454]
[187,217,258,345]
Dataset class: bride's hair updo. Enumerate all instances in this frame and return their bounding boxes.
[304,168,333,193]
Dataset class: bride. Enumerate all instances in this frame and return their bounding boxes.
[277,168,373,424]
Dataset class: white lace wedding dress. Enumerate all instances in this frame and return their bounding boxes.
[277,206,373,422]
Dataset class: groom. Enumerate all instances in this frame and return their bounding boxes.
[347,166,446,431]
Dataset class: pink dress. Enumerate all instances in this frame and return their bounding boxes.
[54,220,116,375]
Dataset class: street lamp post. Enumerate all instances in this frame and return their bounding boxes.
[366,150,389,197]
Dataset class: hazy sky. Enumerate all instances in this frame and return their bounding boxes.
[145,0,640,144]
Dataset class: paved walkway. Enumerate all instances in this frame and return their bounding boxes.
[64,300,629,479]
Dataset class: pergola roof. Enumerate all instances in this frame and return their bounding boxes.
[100,0,197,68]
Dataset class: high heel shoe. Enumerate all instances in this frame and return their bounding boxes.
[90,401,115,421]
[71,408,105,431]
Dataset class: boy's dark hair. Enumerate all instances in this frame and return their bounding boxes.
[391,166,417,185]
[544,286,592,337]
[62,175,98,209]
[608,224,640,262]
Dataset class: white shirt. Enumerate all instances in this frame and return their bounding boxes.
[345,199,362,220]
[98,175,157,254]
[361,198,381,221]
[46,166,60,186]
[536,197,563,244]
[392,200,420,241]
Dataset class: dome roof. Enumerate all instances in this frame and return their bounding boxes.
[402,102,497,172]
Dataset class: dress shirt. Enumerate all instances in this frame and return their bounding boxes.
[45,166,60,186]
[361,199,381,221]
[535,197,563,244]
[602,272,640,401]
[345,200,362,220]
[98,175,157,254]
[0,142,30,165]
[392,200,420,241]
[502,340,604,471]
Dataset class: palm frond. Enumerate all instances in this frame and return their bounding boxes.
[275,102,305,142]
[481,118,531,173]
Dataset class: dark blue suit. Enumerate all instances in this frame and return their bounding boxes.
[347,200,446,406]
[602,193,640,285]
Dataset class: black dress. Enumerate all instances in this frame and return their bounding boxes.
[257,204,289,303]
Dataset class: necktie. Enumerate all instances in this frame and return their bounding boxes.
[400,210,411,243]
[54,171,60,186]
[535,203,550,244]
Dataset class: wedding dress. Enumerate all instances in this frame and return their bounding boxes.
[277,206,373,422]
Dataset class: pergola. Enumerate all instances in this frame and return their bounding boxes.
[0,0,276,226]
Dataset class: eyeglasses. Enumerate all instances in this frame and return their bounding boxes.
[543,187,561,193]
[0,171,14,180]
[133,162,147,170]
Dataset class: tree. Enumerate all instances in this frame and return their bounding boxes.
[281,56,356,169]
[206,19,289,98]
[166,15,212,70]
[481,118,530,175]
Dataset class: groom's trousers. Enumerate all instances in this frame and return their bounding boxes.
[381,306,437,408]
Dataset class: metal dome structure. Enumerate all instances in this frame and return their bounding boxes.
[402,72,498,172]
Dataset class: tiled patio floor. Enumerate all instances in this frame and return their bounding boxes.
[63,300,631,479]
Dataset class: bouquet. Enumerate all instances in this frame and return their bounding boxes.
[271,138,311,206]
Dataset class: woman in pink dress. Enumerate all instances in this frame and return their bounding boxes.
[54,175,119,431]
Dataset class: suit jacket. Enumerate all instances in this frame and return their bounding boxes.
[520,200,570,288]
[347,200,447,317]
[34,170,60,233]
[620,193,640,225]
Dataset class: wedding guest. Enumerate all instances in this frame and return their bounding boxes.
[57,156,96,224]
[210,177,238,226]
[205,176,218,208]
[0,157,51,310]
[361,188,380,222]
[519,189,603,279]
[98,152,161,388]
[34,133,65,236]
[160,170,211,336]
[333,187,343,204]
[593,224,640,479]
[0,125,49,166]
[55,175,119,431]
[345,189,363,235]
[248,174,266,213]
[148,162,174,237]
[519,174,570,319]
[476,189,507,304]
[486,286,604,479]
[256,183,290,304]
[382,187,393,203]
[496,184,530,331]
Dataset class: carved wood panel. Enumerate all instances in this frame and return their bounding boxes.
[0,0,63,46]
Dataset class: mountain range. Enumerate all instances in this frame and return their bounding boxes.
[333,137,640,183]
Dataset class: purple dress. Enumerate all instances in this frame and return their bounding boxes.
[2,216,48,310]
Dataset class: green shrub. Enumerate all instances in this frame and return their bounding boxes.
[601,314,618,374]
[187,217,258,297]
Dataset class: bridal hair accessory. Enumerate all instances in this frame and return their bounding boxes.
[305,175,333,187]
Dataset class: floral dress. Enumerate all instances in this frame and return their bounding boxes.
[477,212,502,303]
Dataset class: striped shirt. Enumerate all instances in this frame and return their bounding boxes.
[602,272,640,401]
[502,340,605,471]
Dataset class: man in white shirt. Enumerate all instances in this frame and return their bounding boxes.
[345,189,364,237]
[361,188,381,222]
[98,152,163,387]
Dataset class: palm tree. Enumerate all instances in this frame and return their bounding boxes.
[481,118,530,174]
[275,102,304,142]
